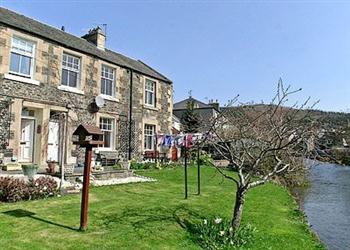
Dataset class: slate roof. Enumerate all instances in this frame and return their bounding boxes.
[173,97,212,110]
[0,7,171,83]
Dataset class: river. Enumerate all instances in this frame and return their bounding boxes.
[299,162,350,250]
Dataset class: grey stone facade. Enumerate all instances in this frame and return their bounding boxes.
[0,9,173,170]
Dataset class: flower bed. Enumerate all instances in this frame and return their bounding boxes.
[0,176,58,202]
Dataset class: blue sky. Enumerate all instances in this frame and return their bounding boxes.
[1,0,349,112]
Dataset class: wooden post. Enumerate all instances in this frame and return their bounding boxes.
[197,146,200,195]
[80,145,93,231]
[73,124,104,232]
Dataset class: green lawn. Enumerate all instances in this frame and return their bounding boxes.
[0,167,323,249]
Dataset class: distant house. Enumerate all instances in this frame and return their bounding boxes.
[173,97,220,132]
[172,115,182,134]
[0,7,173,172]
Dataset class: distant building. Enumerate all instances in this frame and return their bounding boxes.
[172,115,182,134]
[173,97,220,132]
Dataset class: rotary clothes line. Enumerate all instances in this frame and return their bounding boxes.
[154,132,213,198]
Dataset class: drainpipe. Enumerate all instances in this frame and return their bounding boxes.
[128,70,133,163]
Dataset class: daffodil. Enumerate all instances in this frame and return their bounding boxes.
[214,218,222,224]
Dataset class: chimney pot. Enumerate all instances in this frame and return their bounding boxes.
[82,26,106,50]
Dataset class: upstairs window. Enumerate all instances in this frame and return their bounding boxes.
[61,53,80,88]
[10,37,35,77]
[99,117,114,149]
[144,124,155,150]
[145,79,156,106]
[101,65,115,97]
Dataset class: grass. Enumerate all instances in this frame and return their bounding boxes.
[0,166,323,249]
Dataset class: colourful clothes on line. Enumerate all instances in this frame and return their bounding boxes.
[154,132,211,148]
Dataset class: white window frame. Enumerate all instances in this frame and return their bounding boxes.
[9,36,35,78]
[144,124,156,151]
[60,53,81,90]
[100,64,115,97]
[144,78,156,107]
[99,117,115,150]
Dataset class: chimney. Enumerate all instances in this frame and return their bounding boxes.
[82,26,106,50]
[208,99,220,111]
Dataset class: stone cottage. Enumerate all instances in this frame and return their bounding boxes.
[0,7,173,172]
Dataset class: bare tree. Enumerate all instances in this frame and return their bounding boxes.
[205,79,320,233]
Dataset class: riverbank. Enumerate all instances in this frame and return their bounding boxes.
[296,162,350,250]
[0,167,324,249]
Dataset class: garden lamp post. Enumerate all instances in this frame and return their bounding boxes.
[73,124,104,231]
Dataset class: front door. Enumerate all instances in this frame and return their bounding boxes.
[19,119,35,162]
[47,120,59,162]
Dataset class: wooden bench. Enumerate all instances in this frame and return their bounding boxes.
[96,151,120,166]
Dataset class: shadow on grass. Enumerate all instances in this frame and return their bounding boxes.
[2,209,78,232]
[98,203,205,243]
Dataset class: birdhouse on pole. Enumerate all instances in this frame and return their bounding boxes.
[73,124,104,147]
[73,124,104,231]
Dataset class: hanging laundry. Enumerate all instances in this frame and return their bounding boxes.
[171,146,178,161]
[164,135,172,147]
[185,134,193,148]
[157,134,165,146]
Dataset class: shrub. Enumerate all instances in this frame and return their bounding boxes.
[192,217,257,249]
[0,176,58,203]
[0,177,29,202]
[130,161,158,170]
[198,151,214,166]
[112,163,123,170]
[28,177,58,200]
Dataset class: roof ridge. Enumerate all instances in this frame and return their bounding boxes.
[137,60,172,82]
[0,7,80,39]
[0,7,172,83]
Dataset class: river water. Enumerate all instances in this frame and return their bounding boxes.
[299,162,350,249]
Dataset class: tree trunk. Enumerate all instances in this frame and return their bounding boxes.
[231,187,246,233]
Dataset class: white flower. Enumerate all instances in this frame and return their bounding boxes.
[203,219,207,225]
[229,227,233,233]
[214,218,222,224]
[219,231,225,236]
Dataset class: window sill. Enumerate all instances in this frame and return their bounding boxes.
[4,73,40,86]
[100,94,119,102]
[143,105,158,111]
[58,85,84,95]
[94,148,117,153]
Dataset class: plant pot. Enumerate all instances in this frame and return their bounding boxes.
[47,162,57,174]
[22,164,38,179]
